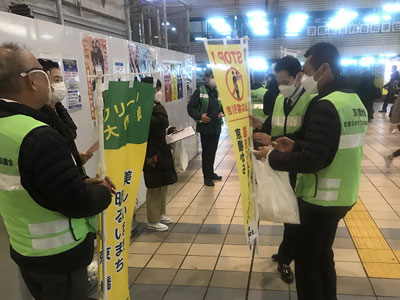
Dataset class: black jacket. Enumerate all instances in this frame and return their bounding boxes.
[40,103,84,174]
[0,100,111,273]
[268,78,348,175]
[143,102,178,188]
[187,85,223,135]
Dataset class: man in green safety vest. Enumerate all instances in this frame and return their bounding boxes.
[0,43,115,300]
[187,69,224,187]
[251,71,268,122]
[251,56,315,284]
[254,43,368,300]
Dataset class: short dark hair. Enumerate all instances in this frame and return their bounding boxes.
[274,56,301,78]
[38,58,60,73]
[156,79,162,89]
[205,69,213,78]
[0,42,27,96]
[304,42,341,76]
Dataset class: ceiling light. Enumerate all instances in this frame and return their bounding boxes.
[327,9,358,29]
[363,15,380,23]
[208,18,232,36]
[286,14,309,37]
[383,3,400,12]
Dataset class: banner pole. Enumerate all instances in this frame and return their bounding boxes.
[95,70,108,300]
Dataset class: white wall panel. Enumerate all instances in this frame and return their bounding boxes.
[0,10,198,213]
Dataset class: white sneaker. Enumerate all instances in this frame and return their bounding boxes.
[147,222,169,232]
[385,154,394,168]
[160,215,173,224]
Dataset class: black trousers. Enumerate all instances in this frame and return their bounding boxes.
[294,200,352,300]
[381,93,395,111]
[393,149,400,158]
[200,133,220,179]
[19,266,88,300]
[277,223,297,265]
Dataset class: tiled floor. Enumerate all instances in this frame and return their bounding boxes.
[129,104,400,300]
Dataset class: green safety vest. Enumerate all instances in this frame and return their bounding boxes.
[251,87,268,122]
[295,91,368,207]
[199,85,223,124]
[0,114,98,257]
[270,92,315,137]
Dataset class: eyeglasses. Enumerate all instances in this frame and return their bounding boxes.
[20,67,44,77]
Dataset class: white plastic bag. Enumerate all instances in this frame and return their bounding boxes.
[252,153,300,224]
[171,141,188,173]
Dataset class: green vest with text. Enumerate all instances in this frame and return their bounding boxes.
[0,114,98,257]
[270,92,315,137]
[199,85,223,124]
[251,87,268,122]
[295,91,368,207]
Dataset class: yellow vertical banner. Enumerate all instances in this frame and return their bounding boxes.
[98,81,155,299]
[204,42,258,250]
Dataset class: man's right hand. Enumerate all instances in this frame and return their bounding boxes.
[85,176,116,194]
[250,116,262,130]
[201,113,211,123]
[273,137,295,152]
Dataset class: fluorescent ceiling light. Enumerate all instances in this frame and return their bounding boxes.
[383,15,392,21]
[286,14,309,36]
[248,57,268,71]
[359,57,376,66]
[208,18,232,35]
[327,9,358,29]
[249,18,269,35]
[171,27,176,31]
[341,59,358,66]
[363,15,380,23]
[383,3,400,12]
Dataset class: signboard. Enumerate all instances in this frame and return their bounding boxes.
[204,43,258,250]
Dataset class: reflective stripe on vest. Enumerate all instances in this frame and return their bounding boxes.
[295,91,368,207]
[339,133,365,149]
[32,231,76,251]
[0,174,23,191]
[270,92,315,137]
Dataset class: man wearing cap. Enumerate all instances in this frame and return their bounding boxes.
[188,70,224,186]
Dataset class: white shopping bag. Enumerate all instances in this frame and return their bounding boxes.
[171,141,188,173]
[252,153,300,224]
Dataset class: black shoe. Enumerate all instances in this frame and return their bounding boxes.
[379,110,387,113]
[271,254,279,262]
[204,179,215,186]
[211,173,223,181]
[278,263,294,284]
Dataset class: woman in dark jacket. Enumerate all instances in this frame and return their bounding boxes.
[143,79,178,231]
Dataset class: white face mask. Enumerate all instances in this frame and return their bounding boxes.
[51,82,67,103]
[301,74,319,94]
[279,84,296,98]
[20,69,52,104]
[208,78,216,88]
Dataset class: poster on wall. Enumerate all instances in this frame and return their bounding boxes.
[82,35,109,125]
[62,59,82,111]
[164,62,183,101]
[113,61,125,77]
[184,55,195,97]
[128,42,140,75]
[128,42,159,78]
[164,64,172,102]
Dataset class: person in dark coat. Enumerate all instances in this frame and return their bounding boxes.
[143,79,178,231]
[187,70,224,187]
[357,72,381,121]
[38,59,94,174]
